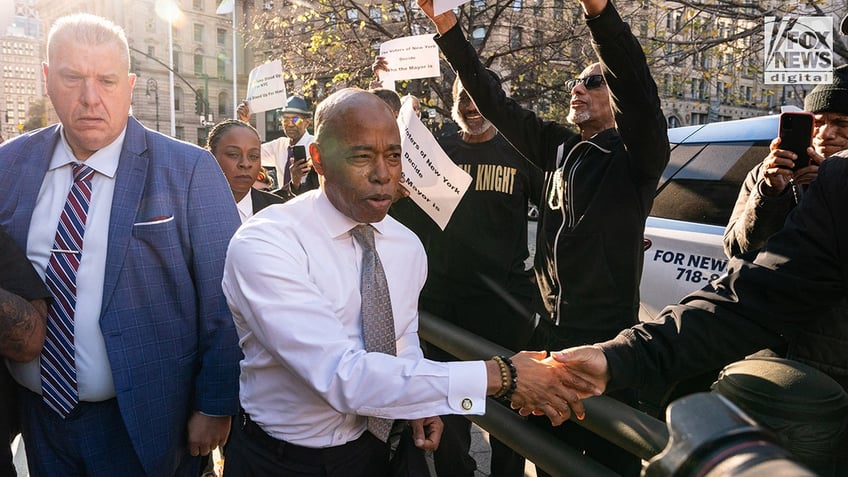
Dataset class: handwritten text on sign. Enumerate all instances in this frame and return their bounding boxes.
[379,35,441,82]
[398,101,471,230]
[245,60,287,114]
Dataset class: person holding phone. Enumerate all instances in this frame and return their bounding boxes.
[237,96,320,197]
[724,65,848,259]
[720,65,848,394]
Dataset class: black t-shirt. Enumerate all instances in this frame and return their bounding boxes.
[391,133,543,300]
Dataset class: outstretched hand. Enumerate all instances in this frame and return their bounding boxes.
[506,351,602,426]
[236,101,251,122]
[550,345,610,395]
[416,0,457,34]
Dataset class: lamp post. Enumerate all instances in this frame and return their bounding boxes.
[156,0,181,136]
[168,20,176,136]
[146,78,161,132]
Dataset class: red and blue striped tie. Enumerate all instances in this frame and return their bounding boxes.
[41,163,94,418]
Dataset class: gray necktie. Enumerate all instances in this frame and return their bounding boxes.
[351,224,396,442]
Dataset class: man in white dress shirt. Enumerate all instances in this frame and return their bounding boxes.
[221,88,586,476]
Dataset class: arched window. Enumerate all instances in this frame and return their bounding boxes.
[174,86,183,111]
[218,91,230,117]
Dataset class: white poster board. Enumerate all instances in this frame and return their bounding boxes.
[398,101,471,230]
[433,0,469,15]
[378,35,441,82]
[245,60,287,114]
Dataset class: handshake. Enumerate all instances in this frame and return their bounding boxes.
[492,346,610,426]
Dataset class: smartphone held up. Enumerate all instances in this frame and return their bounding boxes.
[778,111,814,172]
[292,145,307,163]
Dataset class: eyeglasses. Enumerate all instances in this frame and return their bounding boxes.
[566,74,606,92]
[282,115,304,126]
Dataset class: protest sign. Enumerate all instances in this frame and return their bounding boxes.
[378,35,440,82]
[398,101,471,230]
[245,60,287,113]
[433,0,468,15]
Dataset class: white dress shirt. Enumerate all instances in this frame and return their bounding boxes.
[259,135,290,183]
[259,132,315,187]
[235,192,253,223]
[222,189,487,448]
[10,127,125,401]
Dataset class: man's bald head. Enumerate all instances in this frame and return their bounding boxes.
[310,88,402,223]
[314,88,396,149]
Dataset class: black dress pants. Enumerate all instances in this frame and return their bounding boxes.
[223,410,391,477]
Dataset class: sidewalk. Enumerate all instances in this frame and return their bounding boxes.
[425,424,538,477]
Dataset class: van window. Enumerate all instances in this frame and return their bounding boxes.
[650,141,769,226]
[659,144,706,186]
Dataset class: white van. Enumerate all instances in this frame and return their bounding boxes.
[639,107,802,321]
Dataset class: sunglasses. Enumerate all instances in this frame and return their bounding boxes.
[566,74,606,91]
[282,115,304,126]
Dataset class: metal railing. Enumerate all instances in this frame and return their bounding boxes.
[418,310,670,476]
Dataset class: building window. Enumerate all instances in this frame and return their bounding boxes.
[472,0,485,10]
[512,0,522,11]
[194,53,204,75]
[690,112,708,124]
[389,3,405,21]
[193,0,203,10]
[217,28,226,47]
[471,26,486,46]
[218,57,226,79]
[510,27,522,48]
[346,9,359,21]
[172,49,181,72]
[174,87,183,111]
[533,0,543,16]
[175,126,184,140]
[553,0,563,20]
[218,91,230,116]
[370,7,382,23]
[194,24,204,42]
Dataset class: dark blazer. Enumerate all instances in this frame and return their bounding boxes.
[251,187,286,213]
[0,117,242,476]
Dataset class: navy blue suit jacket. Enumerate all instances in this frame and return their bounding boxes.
[0,117,242,476]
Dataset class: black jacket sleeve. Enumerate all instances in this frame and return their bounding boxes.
[0,227,49,301]
[434,25,575,172]
[601,156,848,392]
[587,3,669,181]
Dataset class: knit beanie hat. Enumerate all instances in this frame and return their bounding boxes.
[804,65,848,114]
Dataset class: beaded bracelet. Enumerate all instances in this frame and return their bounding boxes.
[498,355,518,401]
[492,355,511,399]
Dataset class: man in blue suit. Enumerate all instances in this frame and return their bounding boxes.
[0,13,241,476]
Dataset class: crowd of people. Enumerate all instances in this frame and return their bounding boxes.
[2,1,848,476]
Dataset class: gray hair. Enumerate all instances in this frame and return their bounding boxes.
[47,13,130,71]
